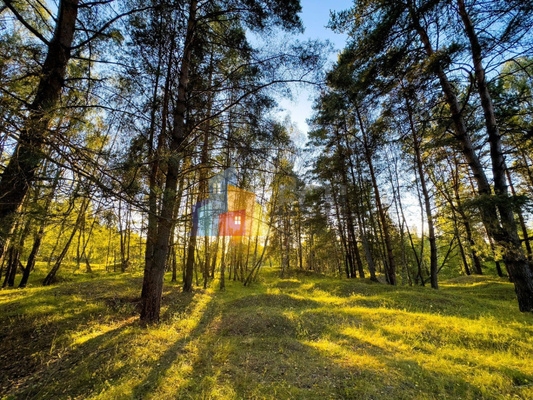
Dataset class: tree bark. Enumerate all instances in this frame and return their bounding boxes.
[354,159,378,281]
[43,196,90,286]
[409,1,533,309]
[506,169,532,260]
[457,0,533,310]
[331,187,351,278]
[408,2,495,208]
[19,168,62,287]
[404,92,438,288]
[0,0,79,261]
[144,31,174,283]
[355,105,397,284]
[140,0,198,323]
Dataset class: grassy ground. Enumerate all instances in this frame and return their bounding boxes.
[1,266,532,399]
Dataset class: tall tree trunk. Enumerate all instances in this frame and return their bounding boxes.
[43,196,90,286]
[506,169,532,261]
[404,93,438,288]
[2,246,18,288]
[140,0,198,323]
[296,207,304,271]
[184,203,199,292]
[20,169,63,287]
[143,42,168,291]
[244,185,277,286]
[457,0,533,310]
[451,209,471,276]
[448,154,483,274]
[387,150,422,285]
[210,235,219,278]
[220,236,227,290]
[355,105,396,284]
[408,2,496,223]
[331,187,351,278]
[0,0,79,261]
[5,214,33,287]
[355,160,378,281]
[187,52,214,291]
[334,121,364,279]
[409,1,533,310]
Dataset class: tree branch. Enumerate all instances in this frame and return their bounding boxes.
[71,6,152,50]
[3,0,50,45]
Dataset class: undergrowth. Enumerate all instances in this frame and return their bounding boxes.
[0,266,532,399]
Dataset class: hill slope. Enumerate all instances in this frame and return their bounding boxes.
[1,269,532,399]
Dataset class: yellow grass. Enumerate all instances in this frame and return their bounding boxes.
[1,268,532,399]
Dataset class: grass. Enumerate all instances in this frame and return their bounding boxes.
[1,266,532,399]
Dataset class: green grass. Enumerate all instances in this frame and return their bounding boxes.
[1,267,532,399]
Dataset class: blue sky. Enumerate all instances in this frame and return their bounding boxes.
[278,0,352,137]
[299,0,351,50]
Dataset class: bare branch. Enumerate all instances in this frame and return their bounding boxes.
[3,0,51,45]
[79,0,116,8]
[72,6,152,50]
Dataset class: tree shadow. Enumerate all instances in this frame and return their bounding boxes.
[131,291,220,399]
[0,277,143,397]
[333,324,532,400]
[5,319,138,399]
[2,273,526,399]
[226,292,322,311]
[164,303,486,400]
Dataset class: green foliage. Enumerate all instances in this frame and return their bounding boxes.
[1,268,532,399]
[463,193,531,214]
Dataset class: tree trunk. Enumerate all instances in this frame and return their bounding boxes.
[143,22,174,292]
[2,246,17,288]
[210,235,219,278]
[19,169,62,287]
[183,204,198,292]
[334,123,364,279]
[506,170,532,261]
[452,210,471,276]
[0,0,79,261]
[448,154,483,274]
[457,0,533,310]
[409,1,533,310]
[43,196,90,286]
[140,0,198,323]
[354,161,378,281]
[3,215,32,287]
[404,93,438,289]
[408,3,495,217]
[355,105,396,284]
[331,187,351,278]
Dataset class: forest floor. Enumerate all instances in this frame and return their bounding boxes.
[1,265,533,399]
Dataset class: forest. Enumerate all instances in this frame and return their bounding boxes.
[1,0,533,398]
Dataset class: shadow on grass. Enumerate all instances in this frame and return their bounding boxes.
[165,298,486,400]
[2,283,208,399]
[0,274,143,318]
[273,280,308,290]
[124,290,349,399]
[131,290,219,399]
[332,317,533,399]
[0,303,106,396]
[11,320,138,399]
[226,293,322,311]
[311,330,487,400]
[2,270,528,399]
[311,277,520,319]
[0,276,143,398]
[168,303,366,399]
